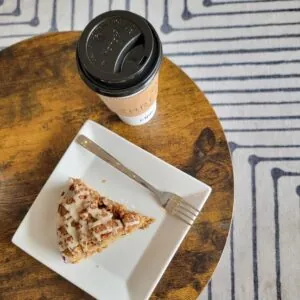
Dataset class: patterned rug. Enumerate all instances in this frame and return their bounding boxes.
[1,1,299,299]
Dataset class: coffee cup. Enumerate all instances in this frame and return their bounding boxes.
[76,10,163,125]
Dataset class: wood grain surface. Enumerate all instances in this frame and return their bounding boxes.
[0,32,234,300]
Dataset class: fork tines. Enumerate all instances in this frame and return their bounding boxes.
[173,201,200,226]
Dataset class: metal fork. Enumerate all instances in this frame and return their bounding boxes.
[76,134,200,226]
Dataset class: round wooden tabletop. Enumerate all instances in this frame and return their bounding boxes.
[0,32,234,300]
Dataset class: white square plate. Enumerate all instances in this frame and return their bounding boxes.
[12,120,211,300]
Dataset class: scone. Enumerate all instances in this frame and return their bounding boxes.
[57,178,154,263]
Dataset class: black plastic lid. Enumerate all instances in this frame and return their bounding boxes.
[76,10,163,97]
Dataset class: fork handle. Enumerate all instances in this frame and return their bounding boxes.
[76,134,161,197]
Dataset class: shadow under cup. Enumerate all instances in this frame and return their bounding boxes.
[76,10,163,126]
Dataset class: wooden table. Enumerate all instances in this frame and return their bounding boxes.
[0,32,234,300]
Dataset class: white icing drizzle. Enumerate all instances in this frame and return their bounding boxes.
[125,220,140,227]
[56,178,145,262]
[57,180,113,252]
